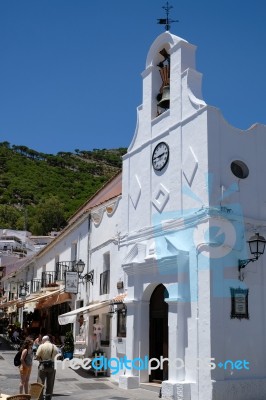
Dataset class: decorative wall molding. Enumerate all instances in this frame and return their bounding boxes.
[182,146,198,186]
[122,243,147,266]
[129,174,142,209]
[152,183,170,212]
[91,197,121,226]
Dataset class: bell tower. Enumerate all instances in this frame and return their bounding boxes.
[121,29,207,235]
[119,17,209,397]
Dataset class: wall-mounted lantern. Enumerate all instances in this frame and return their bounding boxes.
[18,280,29,297]
[72,259,94,284]
[238,233,266,281]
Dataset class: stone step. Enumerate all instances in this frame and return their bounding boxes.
[140,382,161,394]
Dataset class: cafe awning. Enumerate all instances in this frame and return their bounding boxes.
[25,290,62,304]
[36,291,72,309]
[36,290,72,309]
[1,299,17,309]
[58,301,109,325]
[15,292,53,312]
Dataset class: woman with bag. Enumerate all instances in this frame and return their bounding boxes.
[19,338,34,394]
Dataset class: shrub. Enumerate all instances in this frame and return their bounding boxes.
[63,331,74,353]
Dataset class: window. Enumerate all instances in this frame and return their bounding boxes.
[100,270,109,295]
[231,160,249,179]
[100,252,110,295]
[117,308,126,337]
[71,242,77,262]
[100,314,110,346]
[55,255,60,280]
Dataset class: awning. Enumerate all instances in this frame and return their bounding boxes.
[0,299,17,309]
[36,291,72,309]
[16,292,49,311]
[58,301,109,325]
[25,289,62,305]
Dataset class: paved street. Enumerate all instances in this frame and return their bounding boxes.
[0,336,160,400]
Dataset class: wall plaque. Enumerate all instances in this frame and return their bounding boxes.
[230,287,249,320]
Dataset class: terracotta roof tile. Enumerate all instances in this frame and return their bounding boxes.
[112,293,127,303]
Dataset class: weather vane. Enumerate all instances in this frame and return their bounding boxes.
[157,2,178,31]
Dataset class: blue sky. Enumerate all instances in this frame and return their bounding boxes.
[0,0,266,154]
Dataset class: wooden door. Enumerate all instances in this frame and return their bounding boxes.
[149,284,168,382]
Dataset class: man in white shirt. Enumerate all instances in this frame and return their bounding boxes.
[36,335,58,400]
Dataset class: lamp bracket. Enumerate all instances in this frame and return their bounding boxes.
[80,270,94,285]
[238,256,259,281]
[238,256,258,271]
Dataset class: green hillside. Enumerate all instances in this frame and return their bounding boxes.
[0,141,126,235]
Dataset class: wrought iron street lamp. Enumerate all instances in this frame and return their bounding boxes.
[73,259,94,284]
[238,233,266,281]
[75,259,85,274]
[18,280,29,297]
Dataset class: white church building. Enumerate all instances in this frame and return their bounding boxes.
[116,29,266,400]
[2,28,266,400]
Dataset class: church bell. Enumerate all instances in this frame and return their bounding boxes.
[157,85,170,109]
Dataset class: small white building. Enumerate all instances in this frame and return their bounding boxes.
[0,229,37,257]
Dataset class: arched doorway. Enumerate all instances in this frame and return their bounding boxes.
[149,284,168,382]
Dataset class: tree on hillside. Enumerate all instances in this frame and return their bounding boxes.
[0,205,22,229]
[30,196,67,235]
[0,141,10,149]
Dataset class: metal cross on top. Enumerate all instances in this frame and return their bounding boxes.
[157,1,178,31]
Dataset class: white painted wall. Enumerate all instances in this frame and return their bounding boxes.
[203,106,266,399]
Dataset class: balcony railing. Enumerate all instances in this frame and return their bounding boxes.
[41,271,59,288]
[55,261,77,281]
[31,279,42,293]
[100,270,110,295]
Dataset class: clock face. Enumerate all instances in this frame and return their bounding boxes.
[152,142,169,171]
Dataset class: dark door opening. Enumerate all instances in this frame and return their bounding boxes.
[149,284,168,382]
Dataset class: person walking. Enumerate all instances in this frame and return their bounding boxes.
[32,334,42,358]
[36,335,58,400]
[19,338,34,394]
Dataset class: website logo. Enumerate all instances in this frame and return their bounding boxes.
[54,354,250,374]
